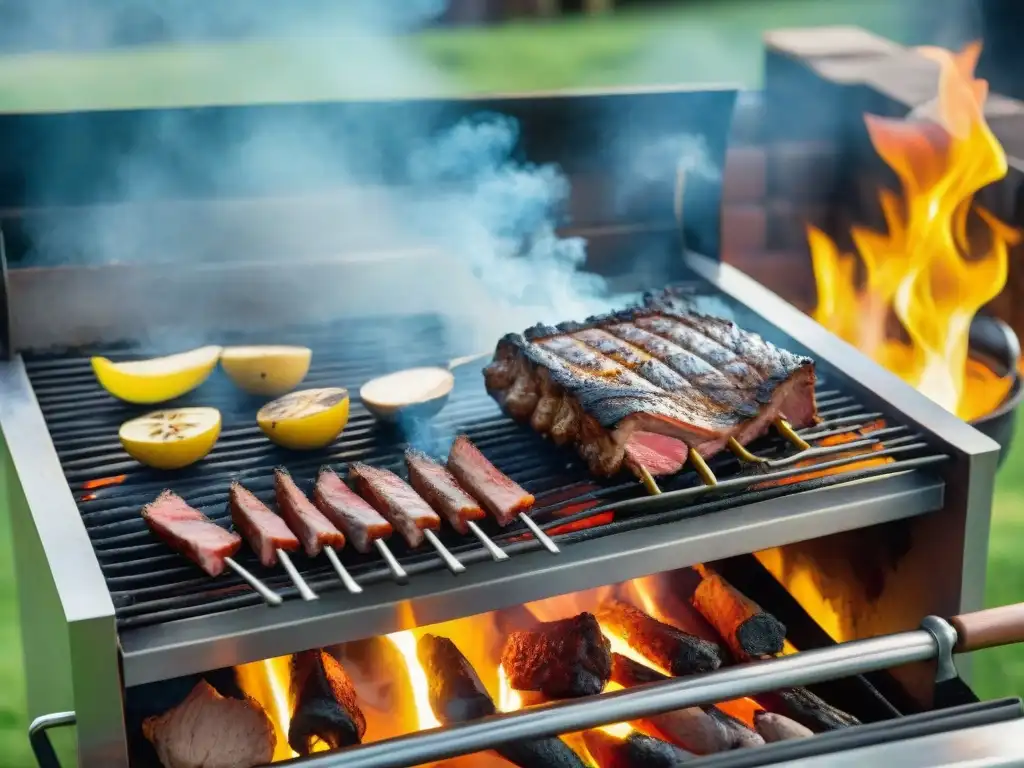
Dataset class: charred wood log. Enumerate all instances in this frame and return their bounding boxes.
[417,634,588,768]
[582,729,695,767]
[705,707,765,748]
[754,687,860,732]
[289,649,366,755]
[597,600,724,676]
[501,612,612,698]
[690,568,786,661]
[754,711,814,741]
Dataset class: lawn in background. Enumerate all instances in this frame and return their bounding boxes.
[0,2,1018,766]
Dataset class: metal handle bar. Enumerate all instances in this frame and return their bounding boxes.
[29,711,75,768]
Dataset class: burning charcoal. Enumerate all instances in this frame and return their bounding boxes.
[289,649,366,755]
[416,634,588,768]
[705,707,765,748]
[610,654,733,755]
[142,679,275,768]
[501,612,612,698]
[754,711,814,742]
[690,568,786,660]
[754,687,860,732]
[597,600,724,676]
[582,730,695,767]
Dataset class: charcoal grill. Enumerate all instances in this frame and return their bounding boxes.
[0,81,1008,767]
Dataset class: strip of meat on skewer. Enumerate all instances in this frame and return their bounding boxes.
[406,448,509,561]
[289,649,366,755]
[142,490,242,577]
[582,730,695,768]
[501,612,612,698]
[597,599,725,676]
[690,566,786,661]
[228,481,300,568]
[274,468,346,557]
[142,679,276,768]
[349,462,440,548]
[447,435,534,527]
[482,289,818,479]
[313,466,393,553]
[609,654,734,755]
[753,687,860,732]
[754,711,814,742]
[417,634,587,768]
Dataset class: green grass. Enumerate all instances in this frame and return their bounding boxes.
[0,3,1017,765]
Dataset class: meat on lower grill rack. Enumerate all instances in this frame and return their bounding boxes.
[22,312,949,630]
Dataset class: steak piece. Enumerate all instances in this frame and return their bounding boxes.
[348,462,440,548]
[142,491,242,577]
[483,291,817,477]
[313,467,393,553]
[274,468,346,556]
[228,481,299,567]
[289,649,366,755]
[142,679,275,768]
[501,612,612,698]
[405,449,486,534]
[447,435,535,526]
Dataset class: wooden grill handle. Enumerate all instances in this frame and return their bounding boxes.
[950,602,1024,653]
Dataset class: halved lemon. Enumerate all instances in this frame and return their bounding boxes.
[119,407,222,469]
[220,345,312,396]
[257,387,350,450]
[92,346,222,404]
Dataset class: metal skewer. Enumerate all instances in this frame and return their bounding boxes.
[277,550,318,601]
[323,547,363,594]
[727,437,768,464]
[638,465,662,495]
[518,512,559,554]
[466,520,510,561]
[688,448,718,485]
[225,557,283,605]
[374,538,408,582]
[775,418,811,451]
[424,529,466,573]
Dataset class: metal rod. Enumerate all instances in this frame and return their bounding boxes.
[423,529,466,573]
[797,412,884,434]
[224,557,283,606]
[374,538,408,582]
[277,550,318,601]
[466,520,509,561]
[688,447,718,485]
[324,547,363,594]
[638,465,662,495]
[727,437,767,463]
[518,512,559,553]
[775,418,811,451]
[298,628,940,768]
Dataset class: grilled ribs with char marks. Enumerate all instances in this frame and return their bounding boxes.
[483,292,817,477]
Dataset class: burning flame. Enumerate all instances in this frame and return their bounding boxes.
[387,631,442,731]
[235,655,298,761]
[83,474,127,489]
[809,42,1019,421]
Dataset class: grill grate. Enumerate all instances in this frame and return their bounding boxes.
[24,312,949,631]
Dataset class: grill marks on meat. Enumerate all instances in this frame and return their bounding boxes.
[447,435,535,526]
[501,612,612,698]
[406,449,486,535]
[142,679,276,768]
[274,469,346,556]
[312,467,393,553]
[349,462,440,548]
[484,295,817,477]
[289,649,366,755]
[228,482,299,568]
[142,491,242,577]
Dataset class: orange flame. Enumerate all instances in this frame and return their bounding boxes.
[809,42,1019,422]
[82,474,127,490]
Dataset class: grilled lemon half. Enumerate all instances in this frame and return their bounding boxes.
[92,346,222,404]
[119,407,222,469]
[220,345,312,396]
[257,387,350,450]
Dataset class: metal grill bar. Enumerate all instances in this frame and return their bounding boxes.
[23,312,949,634]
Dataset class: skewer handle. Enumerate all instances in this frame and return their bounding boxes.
[466,520,509,562]
[424,529,466,574]
[518,512,559,554]
[278,550,318,601]
[225,557,283,606]
[374,538,408,583]
[324,547,363,594]
[951,602,1024,653]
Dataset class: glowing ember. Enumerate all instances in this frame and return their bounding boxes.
[809,42,1020,422]
[716,697,763,728]
[386,631,441,731]
[82,474,127,490]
